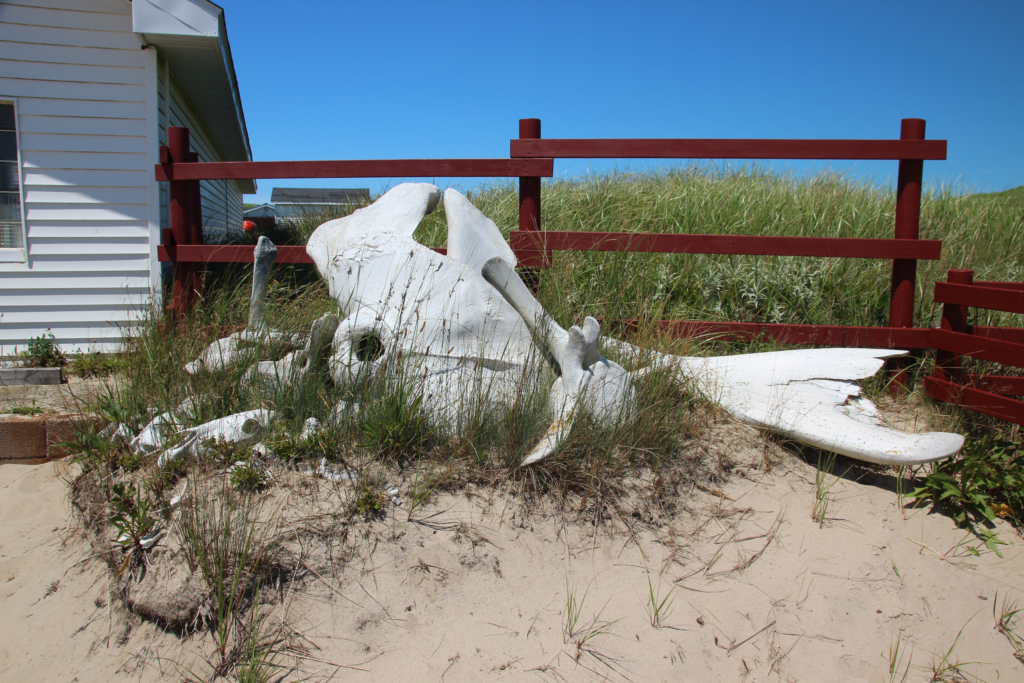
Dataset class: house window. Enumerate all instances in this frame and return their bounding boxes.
[0,102,24,250]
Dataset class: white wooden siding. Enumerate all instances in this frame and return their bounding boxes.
[158,65,246,244]
[0,0,151,354]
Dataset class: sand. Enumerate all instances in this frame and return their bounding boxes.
[1,423,1022,682]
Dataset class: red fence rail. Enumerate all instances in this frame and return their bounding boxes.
[507,117,947,384]
[925,269,1024,425]
[156,126,553,311]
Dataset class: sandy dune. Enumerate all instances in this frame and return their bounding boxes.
[1,423,1022,682]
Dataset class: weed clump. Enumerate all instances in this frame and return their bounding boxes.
[907,435,1023,548]
[20,329,67,369]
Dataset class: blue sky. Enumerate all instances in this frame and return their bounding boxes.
[217,1,1024,203]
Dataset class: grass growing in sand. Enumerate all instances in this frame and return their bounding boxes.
[993,591,1024,663]
[55,169,1024,681]
[812,451,851,528]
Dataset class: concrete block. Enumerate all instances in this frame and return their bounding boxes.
[0,368,63,386]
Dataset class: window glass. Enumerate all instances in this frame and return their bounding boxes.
[0,163,16,192]
[0,102,23,249]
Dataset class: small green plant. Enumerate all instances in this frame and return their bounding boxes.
[353,484,386,518]
[357,383,433,458]
[907,436,1022,552]
[641,562,677,628]
[64,423,114,467]
[993,591,1024,663]
[63,420,143,472]
[405,457,452,520]
[92,392,138,430]
[886,632,914,683]
[926,618,979,683]
[262,424,323,462]
[176,479,277,676]
[21,329,66,368]
[109,483,158,577]
[233,584,283,683]
[8,401,45,416]
[562,574,617,656]
[67,350,124,378]
[230,462,269,493]
[812,451,850,527]
[203,435,255,467]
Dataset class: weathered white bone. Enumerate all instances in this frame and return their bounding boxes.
[304,182,962,468]
[185,237,303,374]
[606,339,964,465]
[309,184,536,369]
[131,412,183,454]
[309,184,542,432]
[299,417,321,441]
[246,314,340,388]
[156,409,275,467]
[480,257,635,465]
[249,236,278,333]
[168,479,188,508]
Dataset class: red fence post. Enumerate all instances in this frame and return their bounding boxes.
[516,118,549,276]
[188,151,204,300]
[888,118,926,389]
[935,269,974,382]
[167,126,195,315]
[518,118,541,232]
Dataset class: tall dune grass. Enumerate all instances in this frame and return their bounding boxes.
[412,168,1023,333]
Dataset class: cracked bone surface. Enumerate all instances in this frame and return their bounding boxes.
[606,339,964,465]
[305,182,963,467]
[154,409,274,467]
[308,184,541,428]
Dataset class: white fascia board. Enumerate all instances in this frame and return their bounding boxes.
[242,203,276,214]
[133,0,255,192]
[133,0,220,37]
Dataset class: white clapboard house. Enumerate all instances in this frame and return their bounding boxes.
[0,0,254,354]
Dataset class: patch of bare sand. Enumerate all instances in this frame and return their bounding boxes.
[2,421,1023,682]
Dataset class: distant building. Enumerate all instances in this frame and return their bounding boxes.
[242,203,277,219]
[270,188,370,221]
[242,203,276,232]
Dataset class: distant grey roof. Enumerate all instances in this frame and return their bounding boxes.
[243,203,276,217]
[270,188,371,204]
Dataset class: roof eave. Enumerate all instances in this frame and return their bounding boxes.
[133,0,256,193]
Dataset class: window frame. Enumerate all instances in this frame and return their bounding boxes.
[0,97,27,263]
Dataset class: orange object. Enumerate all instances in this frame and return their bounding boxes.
[243,219,256,231]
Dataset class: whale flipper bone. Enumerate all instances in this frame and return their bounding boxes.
[480,256,569,367]
[605,339,964,466]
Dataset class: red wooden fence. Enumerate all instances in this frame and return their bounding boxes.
[154,121,1024,423]
[508,117,947,387]
[156,126,552,311]
[925,269,1024,425]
